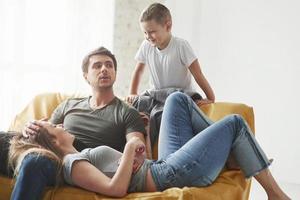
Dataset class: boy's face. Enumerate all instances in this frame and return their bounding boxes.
[140,19,171,49]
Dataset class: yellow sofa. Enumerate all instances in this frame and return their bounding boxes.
[0,93,255,200]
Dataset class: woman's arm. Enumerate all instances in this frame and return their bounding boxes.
[70,137,145,197]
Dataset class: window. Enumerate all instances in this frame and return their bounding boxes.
[0,0,114,130]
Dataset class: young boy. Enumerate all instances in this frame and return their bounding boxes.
[127,3,215,106]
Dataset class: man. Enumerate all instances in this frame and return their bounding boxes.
[11,47,150,200]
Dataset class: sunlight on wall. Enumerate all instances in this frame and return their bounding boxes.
[0,0,114,130]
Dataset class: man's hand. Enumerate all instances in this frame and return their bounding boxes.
[124,94,138,105]
[22,117,48,138]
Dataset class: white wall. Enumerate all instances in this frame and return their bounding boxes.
[166,0,300,184]
[0,0,114,130]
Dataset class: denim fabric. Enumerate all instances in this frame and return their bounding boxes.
[151,92,271,191]
[158,92,213,159]
[11,154,57,200]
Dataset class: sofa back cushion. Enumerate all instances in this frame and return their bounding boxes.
[8,93,254,160]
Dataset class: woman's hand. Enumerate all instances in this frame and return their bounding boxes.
[128,137,146,173]
[126,136,145,153]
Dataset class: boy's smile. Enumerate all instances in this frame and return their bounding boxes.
[140,19,172,50]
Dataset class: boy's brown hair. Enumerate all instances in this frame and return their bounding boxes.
[81,46,117,73]
[140,3,172,25]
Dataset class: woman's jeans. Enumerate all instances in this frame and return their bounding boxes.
[150,92,271,191]
[11,154,57,200]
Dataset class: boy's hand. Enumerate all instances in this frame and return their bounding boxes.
[125,94,138,105]
[22,118,48,138]
[196,98,214,106]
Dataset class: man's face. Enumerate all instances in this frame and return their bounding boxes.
[84,54,116,90]
[140,19,171,49]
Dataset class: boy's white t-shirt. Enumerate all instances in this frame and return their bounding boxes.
[135,36,197,92]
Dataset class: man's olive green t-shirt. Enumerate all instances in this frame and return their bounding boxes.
[50,97,146,152]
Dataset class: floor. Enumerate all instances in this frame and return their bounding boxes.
[249,179,300,199]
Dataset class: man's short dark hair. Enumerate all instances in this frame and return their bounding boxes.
[81,47,117,73]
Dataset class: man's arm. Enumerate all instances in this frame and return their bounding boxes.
[123,105,151,158]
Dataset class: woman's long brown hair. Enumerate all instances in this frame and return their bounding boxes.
[8,127,64,186]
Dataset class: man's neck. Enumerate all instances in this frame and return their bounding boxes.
[90,89,115,109]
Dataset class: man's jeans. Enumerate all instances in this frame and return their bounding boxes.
[11,154,57,200]
[150,92,271,191]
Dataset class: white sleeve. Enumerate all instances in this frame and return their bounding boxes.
[179,39,197,68]
[134,40,148,64]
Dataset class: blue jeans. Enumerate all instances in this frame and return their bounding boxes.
[11,154,57,200]
[150,92,271,191]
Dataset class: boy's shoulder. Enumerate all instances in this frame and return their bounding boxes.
[172,36,190,46]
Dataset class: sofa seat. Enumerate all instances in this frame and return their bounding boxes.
[0,93,254,200]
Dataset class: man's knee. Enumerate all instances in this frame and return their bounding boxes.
[18,153,57,185]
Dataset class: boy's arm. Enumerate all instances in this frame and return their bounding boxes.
[129,62,145,95]
[126,62,145,104]
[189,59,215,103]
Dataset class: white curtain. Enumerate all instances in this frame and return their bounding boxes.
[0,0,115,130]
